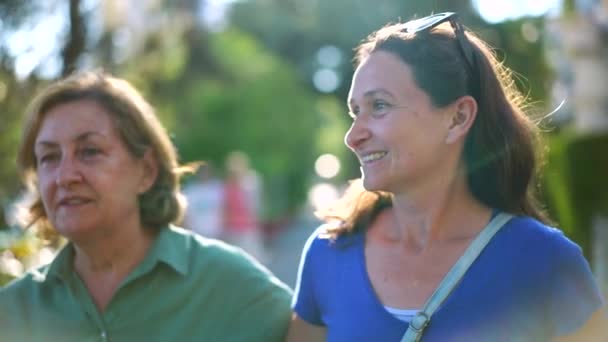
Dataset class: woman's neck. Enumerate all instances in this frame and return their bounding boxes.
[388,172,491,252]
[72,223,157,280]
[70,222,158,313]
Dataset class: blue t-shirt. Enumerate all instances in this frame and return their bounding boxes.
[292,215,604,341]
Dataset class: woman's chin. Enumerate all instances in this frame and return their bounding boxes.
[53,221,100,242]
[361,176,388,192]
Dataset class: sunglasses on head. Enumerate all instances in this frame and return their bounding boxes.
[401,12,475,75]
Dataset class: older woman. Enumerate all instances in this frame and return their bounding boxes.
[287,12,606,342]
[0,71,292,341]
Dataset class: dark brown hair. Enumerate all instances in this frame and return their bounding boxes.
[320,20,548,237]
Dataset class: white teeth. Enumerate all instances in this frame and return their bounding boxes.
[361,152,387,163]
[64,199,86,205]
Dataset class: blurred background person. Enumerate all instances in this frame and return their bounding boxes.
[182,162,224,239]
[223,150,268,263]
[0,71,292,341]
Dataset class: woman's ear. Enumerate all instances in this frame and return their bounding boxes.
[138,149,159,194]
[445,95,478,144]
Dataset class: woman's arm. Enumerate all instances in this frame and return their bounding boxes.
[285,313,326,342]
[554,308,608,342]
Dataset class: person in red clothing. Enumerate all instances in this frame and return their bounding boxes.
[222,151,267,262]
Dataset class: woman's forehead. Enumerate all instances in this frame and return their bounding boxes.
[35,100,117,144]
[349,52,418,100]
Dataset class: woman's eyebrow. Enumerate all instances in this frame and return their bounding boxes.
[35,131,105,147]
[363,88,395,99]
[349,88,395,107]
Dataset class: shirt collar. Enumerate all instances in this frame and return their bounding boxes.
[42,225,191,282]
[44,243,74,282]
[145,225,190,276]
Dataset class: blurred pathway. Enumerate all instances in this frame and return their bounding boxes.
[265,211,320,289]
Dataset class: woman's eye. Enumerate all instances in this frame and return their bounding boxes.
[371,100,392,117]
[373,100,390,111]
[39,153,59,165]
[79,147,101,159]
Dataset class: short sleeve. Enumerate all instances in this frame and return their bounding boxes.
[213,246,293,342]
[292,227,325,326]
[230,276,293,342]
[548,231,605,336]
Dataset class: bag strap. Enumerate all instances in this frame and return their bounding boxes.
[400,212,514,342]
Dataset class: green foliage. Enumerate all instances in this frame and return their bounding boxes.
[315,96,350,156]
[129,30,190,83]
[0,72,38,227]
[170,29,324,218]
[487,18,551,103]
[229,0,476,100]
[314,96,353,179]
[543,132,608,256]
[543,132,574,231]
[117,25,335,219]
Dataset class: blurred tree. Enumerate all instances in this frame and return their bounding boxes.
[173,29,323,218]
[122,16,328,219]
[0,0,88,229]
[229,0,480,101]
[542,0,608,293]
[489,18,551,106]
[0,69,35,228]
[0,0,38,228]
[53,0,331,220]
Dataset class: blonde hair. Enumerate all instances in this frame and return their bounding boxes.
[16,71,195,236]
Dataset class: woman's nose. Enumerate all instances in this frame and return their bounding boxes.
[55,156,83,187]
[344,116,371,150]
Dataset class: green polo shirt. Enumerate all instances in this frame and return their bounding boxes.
[0,226,293,341]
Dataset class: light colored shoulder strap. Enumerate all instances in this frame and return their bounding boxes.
[401,212,514,342]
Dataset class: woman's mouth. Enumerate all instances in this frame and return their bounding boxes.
[360,151,387,164]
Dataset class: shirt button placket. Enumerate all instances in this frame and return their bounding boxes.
[100,330,107,342]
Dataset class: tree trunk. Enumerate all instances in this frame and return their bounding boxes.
[61,0,86,76]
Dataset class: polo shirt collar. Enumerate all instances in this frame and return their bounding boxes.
[42,225,190,282]
[44,243,74,282]
[145,225,190,276]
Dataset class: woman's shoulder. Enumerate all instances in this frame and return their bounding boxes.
[0,243,72,299]
[503,215,580,250]
[172,226,291,289]
[0,262,52,316]
[498,215,589,272]
[171,225,263,267]
[503,216,604,336]
[0,270,39,295]
[302,222,362,254]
